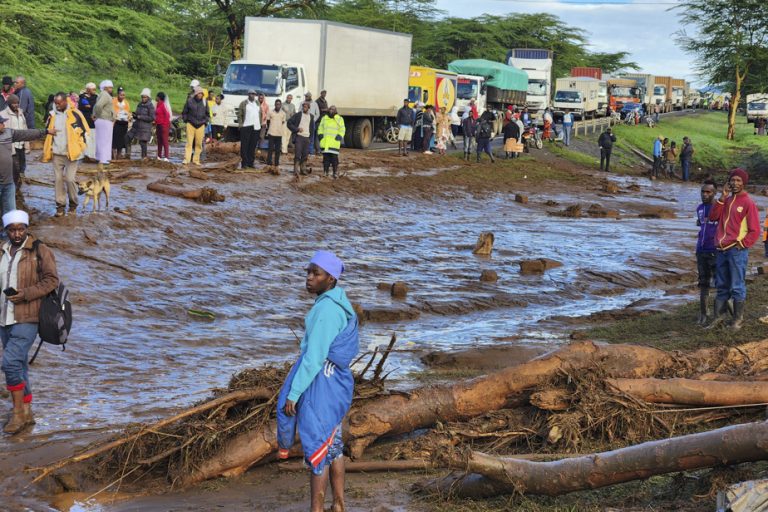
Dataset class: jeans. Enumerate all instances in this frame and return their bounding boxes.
[563,124,572,146]
[681,158,691,181]
[1,322,38,402]
[0,183,15,218]
[715,247,748,301]
[476,138,492,156]
[463,136,475,154]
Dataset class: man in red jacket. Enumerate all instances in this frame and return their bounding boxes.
[705,168,760,330]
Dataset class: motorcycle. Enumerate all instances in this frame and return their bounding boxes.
[522,124,543,150]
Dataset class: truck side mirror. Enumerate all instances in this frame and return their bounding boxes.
[480,84,487,94]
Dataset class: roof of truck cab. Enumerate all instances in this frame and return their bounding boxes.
[447,60,528,92]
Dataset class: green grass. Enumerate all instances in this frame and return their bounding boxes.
[547,142,600,168]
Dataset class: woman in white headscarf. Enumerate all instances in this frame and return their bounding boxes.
[92,80,115,169]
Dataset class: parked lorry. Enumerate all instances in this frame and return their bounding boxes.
[746,93,768,123]
[618,73,655,108]
[447,59,528,111]
[671,78,686,110]
[220,18,412,149]
[552,77,600,119]
[607,78,642,112]
[454,74,486,117]
[571,67,602,80]
[507,49,553,116]
[686,88,702,109]
[408,66,458,112]
[652,76,673,113]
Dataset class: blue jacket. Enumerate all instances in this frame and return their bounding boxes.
[653,139,662,157]
[276,288,359,469]
[697,203,718,253]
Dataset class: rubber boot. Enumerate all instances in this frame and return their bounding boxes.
[697,289,710,326]
[450,139,458,150]
[476,154,480,163]
[704,299,729,330]
[4,390,26,434]
[490,153,495,163]
[300,161,309,175]
[731,300,745,331]
[332,164,338,180]
[293,161,299,175]
[22,403,34,426]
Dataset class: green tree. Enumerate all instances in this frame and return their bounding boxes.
[676,0,768,139]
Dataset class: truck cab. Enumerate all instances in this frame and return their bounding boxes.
[455,75,486,117]
[746,94,768,124]
[671,87,685,110]
[221,60,306,131]
[651,85,666,109]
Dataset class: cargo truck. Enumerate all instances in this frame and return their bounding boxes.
[671,78,686,110]
[618,73,655,109]
[597,80,608,115]
[447,60,528,111]
[408,66,458,112]
[607,78,642,112]
[507,49,553,115]
[746,94,768,123]
[220,18,412,149]
[553,77,600,119]
[652,76,673,113]
[454,74,486,117]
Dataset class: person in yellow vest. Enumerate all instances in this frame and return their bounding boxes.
[316,106,345,179]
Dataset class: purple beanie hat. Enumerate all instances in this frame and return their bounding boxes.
[310,250,344,280]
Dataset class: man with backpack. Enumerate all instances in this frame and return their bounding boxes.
[0,209,60,434]
[598,127,617,172]
[475,112,495,163]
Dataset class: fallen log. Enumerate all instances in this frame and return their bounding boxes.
[449,421,768,496]
[188,169,210,181]
[607,378,768,406]
[198,157,240,173]
[207,142,239,154]
[146,180,225,203]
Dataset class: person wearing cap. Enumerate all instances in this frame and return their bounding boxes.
[181,86,210,165]
[126,88,155,160]
[78,83,98,160]
[304,92,321,155]
[317,106,345,179]
[42,92,90,217]
[13,77,34,129]
[188,79,209,102]
[0,77,14,112]
[396,98,413,157]
[0,209,60,434]
[597,127,616,172]
[237,90,261,169]
[705,168,760,331]
[93,80,115,169]
[1,94,30,207]
[277,250,358,512]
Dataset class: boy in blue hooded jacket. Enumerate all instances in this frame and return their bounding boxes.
[277,250,359,512]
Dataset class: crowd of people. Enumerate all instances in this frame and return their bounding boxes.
[650,135,696,181]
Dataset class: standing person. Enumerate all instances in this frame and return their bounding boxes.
[111,87,130,160]
[1,95,30,208]
[695,181,719,326]
[0,209,60,434]
[598,127,616,172]
[666,141,677,178]
[209,94,224,142]
[258,93,269,147]
[93,80,114,170]
[287,101,315,175]
[705,169,760,331]
[412,103,424,153]
[502,115,520,159]
[652,135,663,179]
[316,90,329,119]
[0,112,51,219]
[396,99,413,157]
[542,108,553,142]
[436,107,451,155]
[421,105,435,154]
[155,92,171,161]
[126,88,155,159]
[266,99,286,167]
[277,250,359,512]
[654,104,660,123]
[0,77,14,112]
[78,83,98,161]
[521,107,531,128]
[461,111,476,161]
[305,92,321,156]
[680,136,694,182]
[42,92,89,217]
[281,94,296,155]
[237,90,261,169]
[14,77,34,129]
[181,86,209,165]
[205,90,215,143]
[317,106,345,179]
[562,111,574,146]
[448,106,460,149]
[475,112,495,163]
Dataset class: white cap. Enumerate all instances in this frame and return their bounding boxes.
[85,82,96,90]
[141,88,151,98]
[3,210,29,227]
[190,79,200,88]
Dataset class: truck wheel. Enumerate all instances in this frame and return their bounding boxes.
[343,119,356,148]
[352,118,373,149]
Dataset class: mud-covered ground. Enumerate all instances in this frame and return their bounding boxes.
[2,141,764,511]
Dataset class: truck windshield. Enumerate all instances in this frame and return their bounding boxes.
[408,86,422,104]
[749,102,767,111]
[223,64,281,95]
[612,87,638,97]
[528,80,547,96]
[554,91,580,103]
[457,80,479,100]
[653,86,665,95]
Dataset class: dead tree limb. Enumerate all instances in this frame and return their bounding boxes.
[608,378,768,406]
[147,180,225,203]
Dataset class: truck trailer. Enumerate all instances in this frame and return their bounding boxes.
[447,59,528,111]
[220,18,412,149]
[553,77,600,119]
[507,49,553,115]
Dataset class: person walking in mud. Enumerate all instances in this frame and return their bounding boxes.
[475,112,495,163]
[1,95,31,210]
[598,127,616,172]
[317,106,345,179]
[680,136,694,182]
[461,111,476,161]
[705,168,760,331]
[93,80,115,171]
[238,90,261,169]
[182,86,209,166]
[288,101,315,175]
[396,98,413,157]
[696,180,718,325]
[0,209,60,434]
[278,250,358,512]
[266,99,286,167]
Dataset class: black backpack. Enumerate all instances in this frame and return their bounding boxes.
[478,121,492,139]
[29,240,72,364]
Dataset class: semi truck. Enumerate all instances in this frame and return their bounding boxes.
[455,74,486,117]
[552,77,600,119]
[447,59,528,111]
[746,94,768,123]
[408,66,458,111]
[507,48,553,115]
[652,76,673,113]
[671,78,686,110]
[220,18,412,149]
[618,73,655,108]
[607,78,642,112]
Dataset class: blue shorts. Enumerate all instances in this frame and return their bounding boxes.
[308,425,344,475]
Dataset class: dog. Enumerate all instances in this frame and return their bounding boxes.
[77,171,111,212]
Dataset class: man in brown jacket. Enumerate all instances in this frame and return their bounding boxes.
[0,210,59,434]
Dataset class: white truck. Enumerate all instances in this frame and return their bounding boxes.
[507,48,552,116]
[597,80,608,116]
[552,77,600,119]
[455,74,486,118]
[220,18,412,148]
[746,93,768,123]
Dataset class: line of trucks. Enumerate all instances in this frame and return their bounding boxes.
[218,17,694,148]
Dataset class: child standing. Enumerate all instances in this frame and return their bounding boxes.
[278,250,359,512]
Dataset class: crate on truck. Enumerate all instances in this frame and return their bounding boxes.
[220,18,412,148]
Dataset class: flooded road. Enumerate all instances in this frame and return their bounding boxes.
[0,150,752,453]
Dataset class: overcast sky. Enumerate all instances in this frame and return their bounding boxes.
[435,0,699,83]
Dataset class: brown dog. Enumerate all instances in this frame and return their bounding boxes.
[77,171,111,212]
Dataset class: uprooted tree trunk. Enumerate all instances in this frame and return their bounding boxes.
[147,180,225,203]
[445,421,768,496]
[607,378,768,406]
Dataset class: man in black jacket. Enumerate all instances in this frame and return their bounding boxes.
[287,102,315,175]
[182,86,209,165]
[598,127,616,172]
[395,99,413,156]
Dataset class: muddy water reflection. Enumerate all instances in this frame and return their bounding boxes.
[0,160,739,442]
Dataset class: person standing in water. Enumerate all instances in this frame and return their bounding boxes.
[277,250,359,512]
